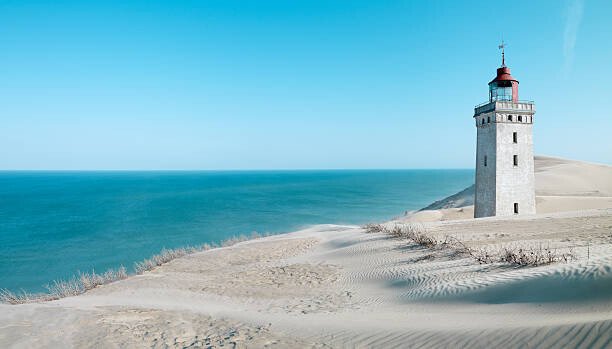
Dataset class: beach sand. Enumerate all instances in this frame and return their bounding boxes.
[1,156,611,348]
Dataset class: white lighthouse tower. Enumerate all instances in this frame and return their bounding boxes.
[474,43,536,218]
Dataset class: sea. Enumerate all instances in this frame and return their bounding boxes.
[0,170,473,293]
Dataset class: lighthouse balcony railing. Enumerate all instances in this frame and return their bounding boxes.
[474,100,535,115]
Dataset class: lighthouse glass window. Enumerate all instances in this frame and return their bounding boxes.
[489,82,513,102]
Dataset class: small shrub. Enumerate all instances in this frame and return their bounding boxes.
[362,223,385,233]
[364,224,578,268]
[363,223,438,248]
[472,247,495,264]
[500,245,577,267]
[413,233,437,248]
[390,226,405,238]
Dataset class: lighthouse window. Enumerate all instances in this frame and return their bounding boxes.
[482,119,485,125]
[514,203,519,214]
[490,81,513,102]
[484,155,487,167]
[513,132,518,143]
[487,116,490,123]
[518,115,523,122]
[513,155,518,166]
[507,115,513,121]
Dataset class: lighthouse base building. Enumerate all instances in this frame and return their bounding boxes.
[473,47,536,218]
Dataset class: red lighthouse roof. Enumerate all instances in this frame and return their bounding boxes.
[489,66,519,85]
[489,39,519,85]
[487,41,520,102]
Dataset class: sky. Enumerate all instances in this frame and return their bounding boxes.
[1,0,611,170]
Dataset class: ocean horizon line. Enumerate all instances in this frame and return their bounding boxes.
[0,168,474,172]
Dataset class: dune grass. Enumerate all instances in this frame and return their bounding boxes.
[0,266,129,305]
[365,223,438,249]
[1,232,270,305]
[363,223,577,267]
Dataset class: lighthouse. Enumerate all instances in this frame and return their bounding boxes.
[473,43,536,218]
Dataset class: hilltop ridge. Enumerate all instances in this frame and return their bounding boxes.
[409,156,612,222]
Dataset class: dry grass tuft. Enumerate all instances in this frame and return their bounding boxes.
[363,222,578,267]
[500,245,577,266]
[1,232,272,305]
[0,266,128,305]
[0,289,53,304]
[134,232,270,274]
[363,223,385,233]
[134,247,194,274]
[363,223,438,248]
[78,266,128,291]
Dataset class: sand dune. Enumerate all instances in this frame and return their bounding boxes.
[407,156,612,222]
[2,208,611,348]
[535,156,612,197]
[1,156,611,348]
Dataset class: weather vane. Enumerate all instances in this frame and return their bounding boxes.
[498,39,506,67]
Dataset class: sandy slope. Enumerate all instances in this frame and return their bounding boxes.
[1,210,611,348]
[1,156,611,348]
[408,156,612,222]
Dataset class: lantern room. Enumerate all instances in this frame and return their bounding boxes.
[489,66,519,102]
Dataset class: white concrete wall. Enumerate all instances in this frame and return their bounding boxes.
[474,111,497,217]
[474,102,536,218]
[494,111,536,216]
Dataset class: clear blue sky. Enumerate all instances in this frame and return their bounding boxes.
[1,0,610,169]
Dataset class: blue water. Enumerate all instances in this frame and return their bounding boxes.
[0,170,473,292]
